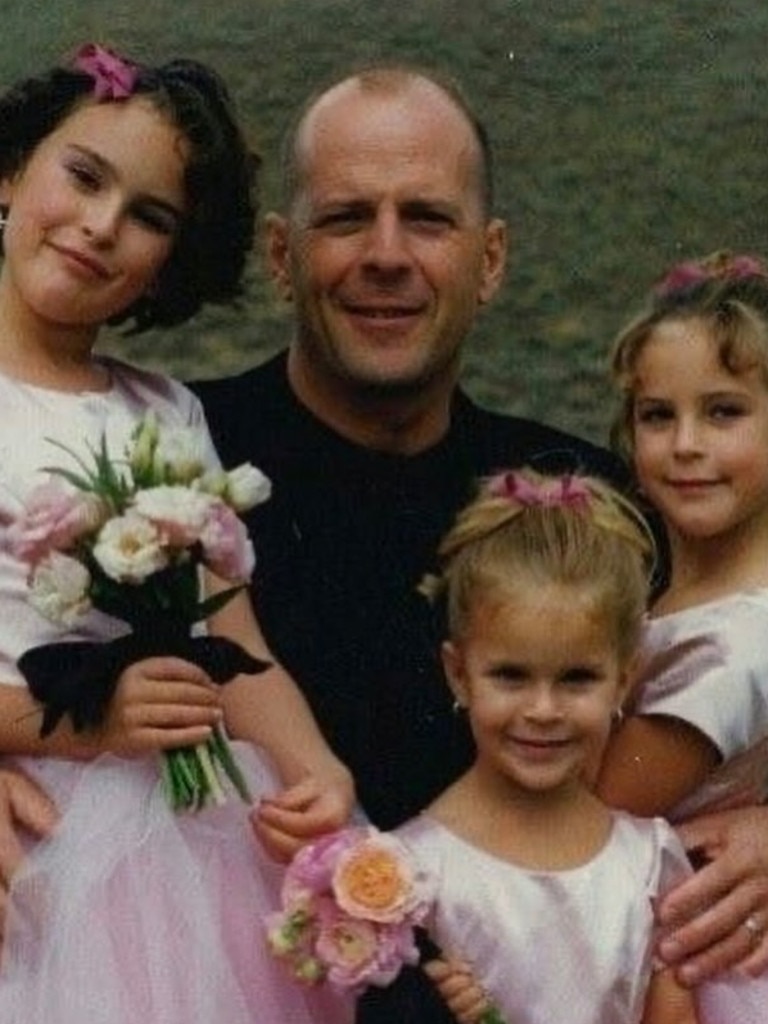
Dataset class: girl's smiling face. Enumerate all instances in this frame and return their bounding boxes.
[631,317,768,544]
[0,97,187,330]
[443,582,628,799]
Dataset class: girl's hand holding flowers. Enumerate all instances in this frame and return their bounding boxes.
[252,766,356,862]
[95,656,223,758]
[4,412,274,811]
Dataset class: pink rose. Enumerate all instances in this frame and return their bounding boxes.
[199,502,255,581]
[6,480,103,566]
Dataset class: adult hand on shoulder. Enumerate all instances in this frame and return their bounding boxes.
[250,769,355,862]
[0,768,58,941]
[657,805,768,985]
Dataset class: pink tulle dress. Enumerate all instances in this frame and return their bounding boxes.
[0,363,352,1024]
[632,591,768,1024]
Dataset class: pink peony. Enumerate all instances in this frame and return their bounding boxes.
[314,897,420,992]
[6,480,103,566]
[199,502,255,581]
[281,828,367,909]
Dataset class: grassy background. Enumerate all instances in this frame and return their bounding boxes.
[2,0,767,443]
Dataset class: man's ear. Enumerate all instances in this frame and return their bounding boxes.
[441,640,468,708]
[478,217,507,305]
[264,212,293,302]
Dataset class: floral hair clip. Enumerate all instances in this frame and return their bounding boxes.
[72,43,139,101]
[654,252,767,299]
[486,471,591,509]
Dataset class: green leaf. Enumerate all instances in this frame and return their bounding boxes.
[197,583,245,620]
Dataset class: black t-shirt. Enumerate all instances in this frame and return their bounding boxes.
[191,353,627,1024]
[191,352,626,828]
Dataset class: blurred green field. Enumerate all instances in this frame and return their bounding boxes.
[2,0,766,443]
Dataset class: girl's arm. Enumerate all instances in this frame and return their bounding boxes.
[596,714,719,817]
[0,659,223,759]
[598,715,768,984]
[205,576,355,859]
[641,966,698,1024]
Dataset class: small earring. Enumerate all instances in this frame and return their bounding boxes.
[452,699,464,715]
[0,206,8,231]
[612,706,625,727]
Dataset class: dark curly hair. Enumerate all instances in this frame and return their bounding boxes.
[0,49,258,331]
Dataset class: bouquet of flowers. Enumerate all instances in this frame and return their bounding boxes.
[266,825,434,993]
[266,825,507,1023]
[5,412,272,812]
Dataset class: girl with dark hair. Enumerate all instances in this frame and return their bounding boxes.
[0,43,353,1024]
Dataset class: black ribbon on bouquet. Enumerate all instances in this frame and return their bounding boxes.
[18,623,271,738]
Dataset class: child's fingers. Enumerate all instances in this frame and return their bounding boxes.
[424,958,490,1024]
[249,814,299,863]
[256,779,350,838]
[120,657,218,694]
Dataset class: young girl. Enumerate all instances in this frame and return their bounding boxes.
[0,45,353,1023]
[396,469,698,1024]
[596,250,768,1023]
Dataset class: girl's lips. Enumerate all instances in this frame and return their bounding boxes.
[49,243,112,280]
[510,736,572,759]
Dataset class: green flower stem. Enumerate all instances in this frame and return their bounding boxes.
[480,1007,508,1024]
[196,740,226,806]
[209,723,252,802]
[161,726,251,813]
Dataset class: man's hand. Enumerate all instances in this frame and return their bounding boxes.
[658,806,768,985]
[0,768,58,941]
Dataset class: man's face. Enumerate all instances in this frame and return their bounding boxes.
[267,77,506,404]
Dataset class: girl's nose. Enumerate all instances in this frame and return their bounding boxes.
[81,196,122,246]
[672,415,703,456]
[523,683,561,721]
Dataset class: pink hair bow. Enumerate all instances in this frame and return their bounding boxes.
[73,44,139,101]
[486,471,591,508]
[655,254,766,298]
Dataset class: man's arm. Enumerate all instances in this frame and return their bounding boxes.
[657,806,768,985]
[0,768,58,939]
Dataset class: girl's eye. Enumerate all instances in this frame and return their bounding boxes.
[634,404,673,425]
[560,667,600,687]
[66,161,101,191]
[491,665,526,684]
[709,401,747,421]
[131,204,179,236]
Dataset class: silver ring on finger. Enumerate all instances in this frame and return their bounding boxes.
[743,914,765,946]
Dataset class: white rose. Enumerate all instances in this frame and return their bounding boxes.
[132,486,216,547]
[152,427,207,484]
[92,512,168,583]
[29,552,92,626]
[224,464,272,512]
